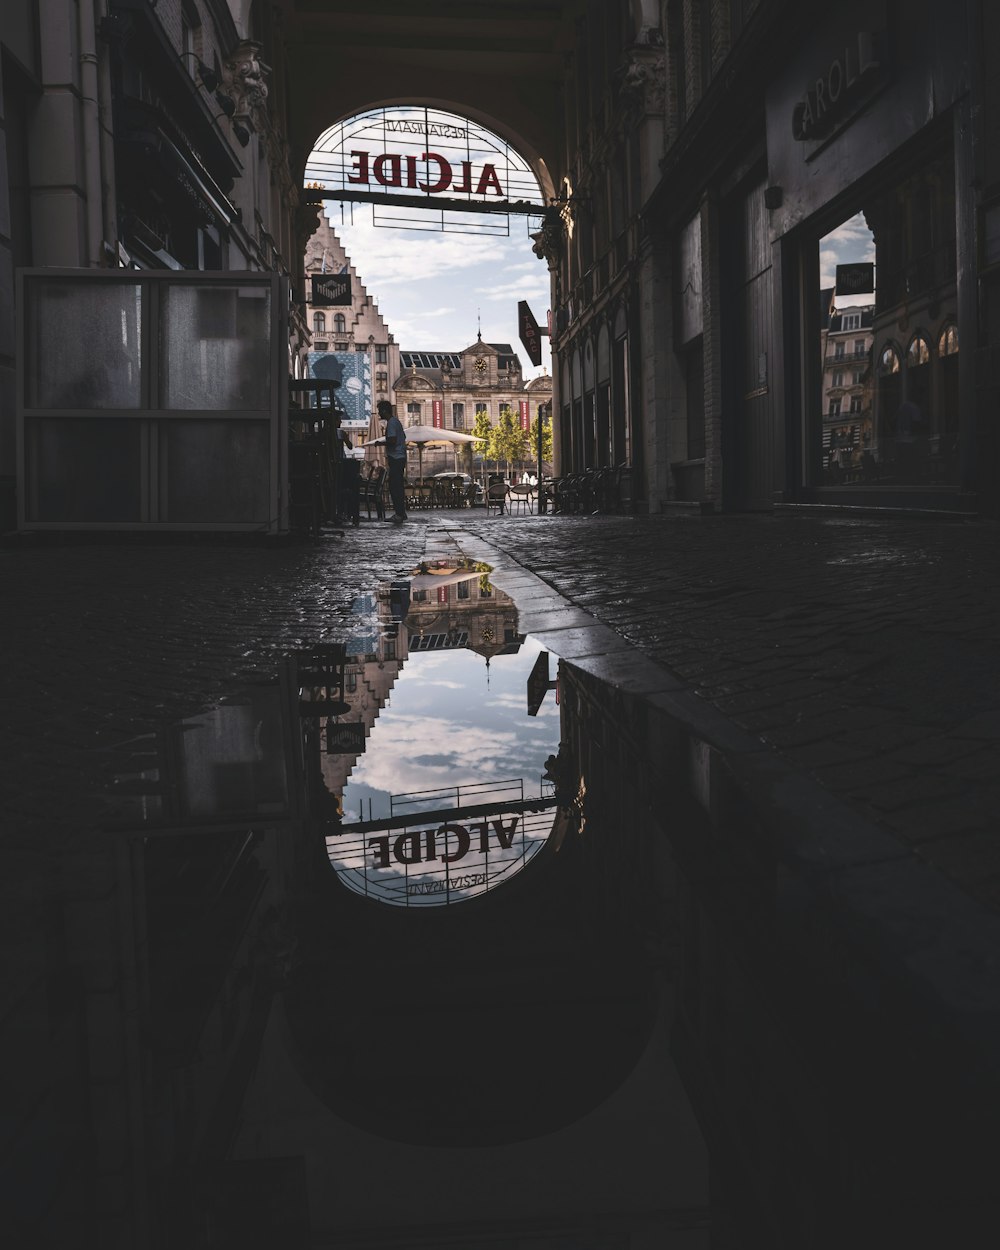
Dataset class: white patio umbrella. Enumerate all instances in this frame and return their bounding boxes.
[370,424,485,478]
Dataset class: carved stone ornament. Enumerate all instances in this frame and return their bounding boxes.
[616,45,666,116]
[219,40,271,124]
[530,209,564,269]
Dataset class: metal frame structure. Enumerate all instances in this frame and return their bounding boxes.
[16,268,289,533]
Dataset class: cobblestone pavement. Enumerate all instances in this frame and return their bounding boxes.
[445,510,1000,915]
[2,509,998,918]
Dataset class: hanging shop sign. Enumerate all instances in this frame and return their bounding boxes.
[835,262,875,295]
[311,272,351,305]
[792,31,885,143]
[518,300,544,366]
[433,399,444,429]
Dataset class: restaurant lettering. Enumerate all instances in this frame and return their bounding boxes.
[348,150,505,197]
[368,816,519,869]
[792,32,881,142]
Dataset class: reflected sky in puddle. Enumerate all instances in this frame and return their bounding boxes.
[315,558,563,906]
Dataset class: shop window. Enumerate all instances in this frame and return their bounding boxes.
[334,314,347,334]
[810,148,958,488]
[313,312,326,333]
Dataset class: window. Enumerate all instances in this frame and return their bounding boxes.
[849,396,862,413]
[854,339,866,355]
[831,371,844,388]
[907,335,930,367]
[828,398,841,416]
[376,371,387,392]
[355,344,366,353]
[938,323,959,356]
[312,312,326,333]
[375,344,388,364]
[452,402,465,428]
[841,312,862,331]
[334,313,346,334]
[315,342,328,352]
[335,342,348,351]
[475,402,488,416]
[407,402,422,421]
[834,341,845,358]
[879,345,900,374]
[853,370,863,385]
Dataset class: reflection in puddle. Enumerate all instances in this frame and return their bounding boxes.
[308,558,562,905]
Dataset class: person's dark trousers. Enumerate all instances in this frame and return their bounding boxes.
[387,457,407,518]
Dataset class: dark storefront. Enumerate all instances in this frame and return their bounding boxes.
[765,0,979,513]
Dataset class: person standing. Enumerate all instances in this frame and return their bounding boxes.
[379,400,408,522]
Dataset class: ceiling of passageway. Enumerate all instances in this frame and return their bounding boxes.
[279,0,584,187]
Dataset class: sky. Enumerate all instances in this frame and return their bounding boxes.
[319,204,553,379]
[820,210,876,307]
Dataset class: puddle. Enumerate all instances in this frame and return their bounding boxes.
[109,556,572,908]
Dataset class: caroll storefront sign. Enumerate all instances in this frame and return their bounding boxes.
[792,31,884,142]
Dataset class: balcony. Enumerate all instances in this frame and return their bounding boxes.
[825,348,870,364]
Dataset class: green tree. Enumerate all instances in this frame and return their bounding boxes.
[492,406,527,475]
[528,411,553,467]
[472,408,493,472]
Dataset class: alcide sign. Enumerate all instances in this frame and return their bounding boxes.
[368,816,519,869]
[348,151,505,197]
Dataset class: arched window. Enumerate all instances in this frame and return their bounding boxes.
[313,312,326,333]
[878,344,900,374]
[906,334,930,367]
[334,313,347,334]
[938,323,959,356]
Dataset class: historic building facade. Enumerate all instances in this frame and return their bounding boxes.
[545,0,996,517]
[0,0,312,529]
[301,210,400,441]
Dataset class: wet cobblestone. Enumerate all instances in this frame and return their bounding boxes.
[2,508,999,916]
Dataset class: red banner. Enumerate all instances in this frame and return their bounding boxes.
[437,585,448,604]
[519,400,531,432]
[432,399,443,429]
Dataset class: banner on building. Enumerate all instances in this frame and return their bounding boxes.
[308,350,372,424]
[311,272,352,305]
[519,400,531,432]
[432,399,443,429]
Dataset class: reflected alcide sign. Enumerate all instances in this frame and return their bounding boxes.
[328,802,556,906]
